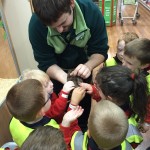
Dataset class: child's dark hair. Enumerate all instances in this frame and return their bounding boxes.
[124,38,150,65]
[96,65,148,122]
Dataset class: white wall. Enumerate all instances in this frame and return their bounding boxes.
[3,0,37,73]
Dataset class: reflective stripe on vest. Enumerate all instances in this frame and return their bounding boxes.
[105,58,117,67]
[146,74,150,95]
[126,116,143,144]
[71,131,88,150]
[71,131,134,150]
[121,140,133,150]
[9,117,59,147]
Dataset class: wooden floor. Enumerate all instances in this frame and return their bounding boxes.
[107,3,150,150]
[0,27,18,79]
[0,2,150,149]
[107,2,150,58]
[1,3,150,79]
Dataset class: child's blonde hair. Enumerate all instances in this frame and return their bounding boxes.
[88,100,128,149]
[118,32,139,44]
[20,69,49,86]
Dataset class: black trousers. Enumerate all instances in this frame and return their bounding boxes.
[52,75,92,132]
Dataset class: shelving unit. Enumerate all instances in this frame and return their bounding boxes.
[139,0,150,11]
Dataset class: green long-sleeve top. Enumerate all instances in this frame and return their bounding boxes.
[29,0,109,72]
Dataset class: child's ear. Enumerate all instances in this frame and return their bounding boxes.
[41,107,46,115]
[107,96,118,104]
[87,129,91,137]
[140,64,149,69]
[70,0,75,8]
[37,108,45,117]
[107,96,113,101]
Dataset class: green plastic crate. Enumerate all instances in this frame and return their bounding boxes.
[123,0,136,5]
[99,0,117,26]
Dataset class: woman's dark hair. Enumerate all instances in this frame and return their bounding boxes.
[96,65,148,122]
[32,0,72,25]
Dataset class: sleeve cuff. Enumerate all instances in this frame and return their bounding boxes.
[59,90,69,99]
[144,122,150,127]
[69,104,77,109]
[91,85,101,101]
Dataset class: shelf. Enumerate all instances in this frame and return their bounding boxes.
[139,0,150,11]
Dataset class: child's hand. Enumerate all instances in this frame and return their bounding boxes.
[61,106,84,127]
[71,87,86,105]
[138,122,150,133]
[62,81,75,93]
[80,83,93,94]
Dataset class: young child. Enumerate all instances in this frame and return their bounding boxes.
[80,65,148,148]
[123,38,150,73]
[105,32,139,66]
[122,38,150,132]
[20,126,67,150]
[6,79,85,148]
[19,69,75,123]
[60,100,129,150]
[19,87,85,150]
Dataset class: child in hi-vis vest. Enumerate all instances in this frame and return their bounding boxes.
[105,32,139,66]
[19,69,75,123]
[80,65,148,148]
[6,79,86,149]
[122,38,150,133]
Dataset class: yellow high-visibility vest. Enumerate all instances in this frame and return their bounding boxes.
[9,117,59,147]
[105,57,117,67]
[71,131,133,150]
